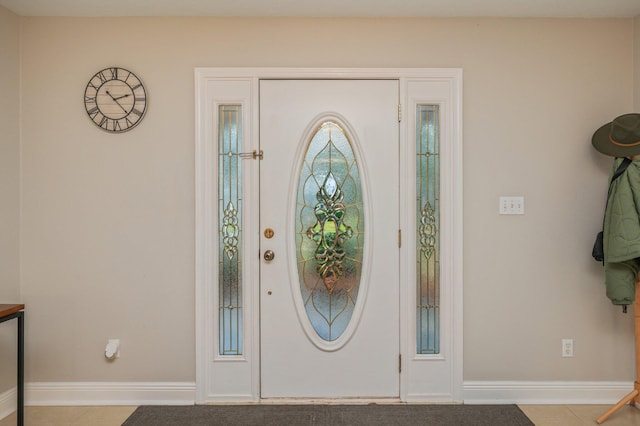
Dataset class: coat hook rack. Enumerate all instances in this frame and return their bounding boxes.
[597,278,640,423]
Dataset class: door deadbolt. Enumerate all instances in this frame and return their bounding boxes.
[263,250,275,262]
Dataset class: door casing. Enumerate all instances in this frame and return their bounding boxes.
[195,68,463,404]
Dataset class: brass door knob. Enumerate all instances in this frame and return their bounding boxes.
[263,250,275,262]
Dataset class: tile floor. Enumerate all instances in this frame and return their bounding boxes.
[0,404,639,425]
[0,406,137,426]
[519,405,640,425]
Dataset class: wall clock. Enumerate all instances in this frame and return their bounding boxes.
[84,67,148,133]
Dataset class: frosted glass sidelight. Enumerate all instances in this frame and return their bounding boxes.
[296,122,364,342]
[416,105,440,355]
[218,105,243,356]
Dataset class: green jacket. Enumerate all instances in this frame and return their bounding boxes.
[604,158,640,305]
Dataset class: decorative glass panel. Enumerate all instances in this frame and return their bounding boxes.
[296,122,364,342]
[218,105,243,356]
[417,105,440,355]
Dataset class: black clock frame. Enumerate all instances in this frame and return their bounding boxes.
[84,67,148,133]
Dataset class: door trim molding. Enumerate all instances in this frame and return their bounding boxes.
[195,68,463,403]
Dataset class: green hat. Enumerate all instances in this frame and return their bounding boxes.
[592,113,640,157]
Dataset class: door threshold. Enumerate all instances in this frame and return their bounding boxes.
[258,397,403,405]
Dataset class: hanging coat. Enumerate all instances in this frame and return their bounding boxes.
[603,158,640,305]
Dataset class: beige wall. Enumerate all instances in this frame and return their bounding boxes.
[635,16,640,110]
[0,5,21,395]
[16,17,635,385]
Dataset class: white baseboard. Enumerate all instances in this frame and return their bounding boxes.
[464,381,635,404]
[0,387,16,420]
[26,382,196,406]
[1,379,633,420]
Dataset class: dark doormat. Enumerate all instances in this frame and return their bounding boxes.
[122,404,534,426]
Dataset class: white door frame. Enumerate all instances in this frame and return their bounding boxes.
[195,68,463,404]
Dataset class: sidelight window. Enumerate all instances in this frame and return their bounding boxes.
[218,105,243,356]
[416,105,440,355]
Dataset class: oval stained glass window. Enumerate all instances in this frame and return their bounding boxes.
[295,121,364,342]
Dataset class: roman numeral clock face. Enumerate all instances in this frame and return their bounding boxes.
[84,67,147,133]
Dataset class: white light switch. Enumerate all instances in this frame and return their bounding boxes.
[499,196,524,215]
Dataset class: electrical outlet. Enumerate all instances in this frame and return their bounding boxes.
[562,339,573,357]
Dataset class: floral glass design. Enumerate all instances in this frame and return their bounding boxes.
[416,105,440,355]
[296,122,364,342]
[218,105,243,356]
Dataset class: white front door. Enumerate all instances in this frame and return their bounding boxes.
[259,80,400,398]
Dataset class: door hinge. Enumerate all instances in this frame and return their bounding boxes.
[238,149,263,160]
[398,229,402,248]
[399,354,402,373]
[398,104,402,122]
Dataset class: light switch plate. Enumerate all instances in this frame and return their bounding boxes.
[499,196,524,215]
